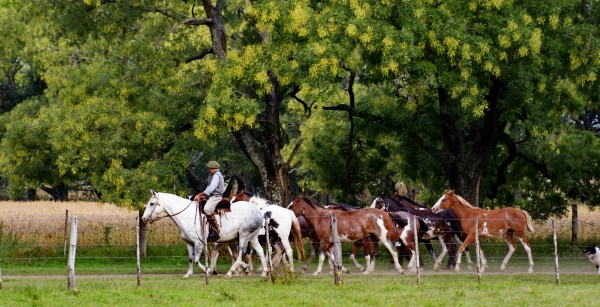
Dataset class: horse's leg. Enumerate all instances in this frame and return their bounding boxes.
[279,237,293,271]
[303,238,318,274]
[423,239,436,263]
[499,233,517,272]
[270,241,284,270]
[404,239,417,273]
[349,241,366,272]
[249,234,268,277]
[479,246,488,269]
[369,240,379,273]
[518,236,534,273]
[455,235,475,272]
[433,236,449,271]
[183,243,195,278]
[314,250,327,276]
[208,244,221,275]
[378,233,404,274]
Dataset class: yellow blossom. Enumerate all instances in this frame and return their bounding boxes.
[549,15,559,29]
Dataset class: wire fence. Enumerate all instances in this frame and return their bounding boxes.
[1,213,599,279]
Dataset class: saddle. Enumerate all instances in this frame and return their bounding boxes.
[198,197,232,214]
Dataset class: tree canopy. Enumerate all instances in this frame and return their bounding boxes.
[0,0,599,220]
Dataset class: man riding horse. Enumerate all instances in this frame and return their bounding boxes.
[192,160,224,241]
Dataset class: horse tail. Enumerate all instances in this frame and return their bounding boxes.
[521,209,534,232]
[289,212,307,261]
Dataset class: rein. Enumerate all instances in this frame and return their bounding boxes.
[152,196,196,222]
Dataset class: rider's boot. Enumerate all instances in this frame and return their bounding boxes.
[206,213,220,241]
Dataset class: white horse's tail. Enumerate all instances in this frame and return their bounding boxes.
[289,211,306,261]
[521,210,534,232]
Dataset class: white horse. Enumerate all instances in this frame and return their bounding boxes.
[231,191,306,272]
[141,190,268,277]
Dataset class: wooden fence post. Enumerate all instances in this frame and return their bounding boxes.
[553,220,560,285]
[330,214,342,285]
[67,216,78,291]
[413,215,420,285]
[202,215,209,285]
[475,217,481,283]
[63,210,69,256]
[136,217,141,286]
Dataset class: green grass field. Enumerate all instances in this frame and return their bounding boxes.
[1,201,599,306]
[1,273,598,306]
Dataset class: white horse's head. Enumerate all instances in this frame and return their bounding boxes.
[141,189,167,224]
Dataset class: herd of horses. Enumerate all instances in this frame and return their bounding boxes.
[141,189,535,277]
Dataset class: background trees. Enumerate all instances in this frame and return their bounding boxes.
[0,1,598,231]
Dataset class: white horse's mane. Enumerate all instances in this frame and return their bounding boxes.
[453,193,475,208]
[248,195,272,209]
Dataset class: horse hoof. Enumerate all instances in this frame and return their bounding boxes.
[183,274,191,278]
[312,272,320,276]
[454,268,461,272]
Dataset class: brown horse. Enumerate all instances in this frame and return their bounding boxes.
[289,196,406,275]
[324,203,390,273]
[431,190,534,273]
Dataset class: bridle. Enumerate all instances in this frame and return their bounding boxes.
[148,194,196,222]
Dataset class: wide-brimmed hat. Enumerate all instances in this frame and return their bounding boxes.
[206,161,220,168]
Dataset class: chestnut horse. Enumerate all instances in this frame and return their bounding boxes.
[324,203,400,273]
[432,190,534,273]
[289,196,406,275]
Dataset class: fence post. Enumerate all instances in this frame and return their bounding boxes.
[413,215,420,285]
[63,210,69,256]
[67,216,78,291]
[136,217,141,286]
[265,216,273,281]
[202,215,209,285]
[330,214,342,285]
[553,220,560,285]
[0,262,3,290]
[475,217,481,283]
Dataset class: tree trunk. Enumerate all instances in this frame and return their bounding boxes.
[40,183,69,201]
[436,79,507,207]
[571,204,578,244]
[199,2,290,206]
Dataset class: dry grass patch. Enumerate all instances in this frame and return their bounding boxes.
[0,201,181,245]
[1,201,599,246]
[531,205,600,241]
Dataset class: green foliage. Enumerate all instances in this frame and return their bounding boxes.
[0,0,599,218]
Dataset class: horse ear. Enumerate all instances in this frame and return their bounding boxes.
[150,189,157,197]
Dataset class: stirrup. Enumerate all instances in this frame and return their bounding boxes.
[207,230,220,241]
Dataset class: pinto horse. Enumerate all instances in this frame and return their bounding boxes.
[141,190,268,277]
[289,196,406,275]
[372,193,477,270]
[431,190,535,273]
[231,190,306,272]
[324,203,387,273]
